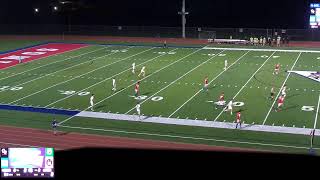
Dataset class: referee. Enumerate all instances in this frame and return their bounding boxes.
[52,119,58,135]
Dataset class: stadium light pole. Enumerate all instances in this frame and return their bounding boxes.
[178,0,189,38]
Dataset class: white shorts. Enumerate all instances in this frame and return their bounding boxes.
[227,106,232,110]
[204,84,208,88]
[278,103,283,107]
[216,101,226,106]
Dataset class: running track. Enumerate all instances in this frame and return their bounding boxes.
[0,125,263,152]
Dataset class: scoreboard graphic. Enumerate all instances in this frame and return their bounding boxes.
[310,3,320,28]
[1,148,54,178]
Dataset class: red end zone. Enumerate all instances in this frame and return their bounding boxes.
[0,43,88,70]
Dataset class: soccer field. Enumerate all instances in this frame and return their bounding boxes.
[0,41,319,153]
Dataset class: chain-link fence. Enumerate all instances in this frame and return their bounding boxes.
[1,24,320,41]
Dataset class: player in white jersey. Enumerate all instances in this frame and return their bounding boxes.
[224,60,228,71]
[138,66,146,77]
[132,63,136,74]
[225,99,233,115]
[281,85,287,97]
[18,56,22,64]
[112,78,116,92]
[262,37,266,46]
[89,94,94,111]
[277,36,281,47]
[136,103,141,120]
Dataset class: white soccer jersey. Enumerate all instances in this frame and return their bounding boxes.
[132,63,135,69]
[112,79,116,86]
[141,66,145,72]
[136,104,141,113]
[225,60,228,67]
[90,96,94,104]
[227,101,233,109]
[282,86,286,93]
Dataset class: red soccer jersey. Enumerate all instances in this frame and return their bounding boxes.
[236,112,241,120]
[135,83,140,91]
[219,94,224,101]
[204,78,208,85]
[278,96,284,104]
[275,64,280,69]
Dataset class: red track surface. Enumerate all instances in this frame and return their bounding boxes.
[0,125,262,152]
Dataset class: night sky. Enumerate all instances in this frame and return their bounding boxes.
[0,0,315,28]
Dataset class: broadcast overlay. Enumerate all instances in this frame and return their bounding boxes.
[1,148,54,178]
[310,3,320,28]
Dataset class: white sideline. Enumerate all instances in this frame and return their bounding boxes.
[169,50,250,118]
[262,52,302,125]
[7,46,152,104]
[125,50,225,114]
[44,48,179,108]
[74,111,320,136]
[0,45,95,81]
[214,51,277,121]
[313,94,320,129]
[202,46,320,53]
[59,112,320,150]
[58,47,207,125]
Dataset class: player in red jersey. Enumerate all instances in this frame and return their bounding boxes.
[235,111,241,129]
[134,81,140,97]
[203,76,209,92]
[275,95,285,112]
[215,92,225,109]
[273,63,280,75]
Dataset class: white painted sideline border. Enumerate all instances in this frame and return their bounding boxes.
[76,111,320,136]
[203,46,320,53]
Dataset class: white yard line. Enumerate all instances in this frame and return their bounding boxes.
[262,52,302,125]
[0,46,104,81]
[7,47,153,105]
[213,51,277,122]
[313,94,320,129]
[124,50,226,114]
[59,124,320,150]
[58,48,206,125]
[44,48,179,108]
[0,46,119,93]
[169,50,250,118]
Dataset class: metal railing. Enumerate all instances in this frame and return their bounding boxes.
[1,24,320,41]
